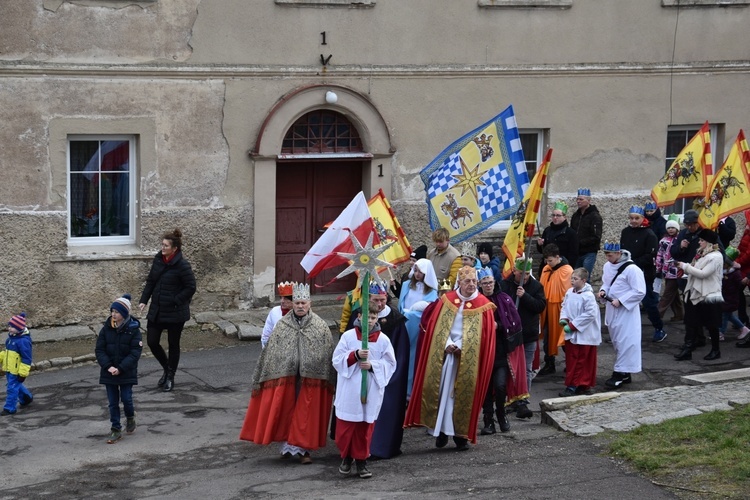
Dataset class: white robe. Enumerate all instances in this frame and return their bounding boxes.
[599,260,646,373]
[332,329,397,424]
[560,283,602,346]
[261,306,284,349]
[431,289,476,437]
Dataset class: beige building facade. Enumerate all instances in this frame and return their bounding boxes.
[1,0,749,324]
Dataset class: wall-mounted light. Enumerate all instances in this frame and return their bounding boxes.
[325,91,338,104]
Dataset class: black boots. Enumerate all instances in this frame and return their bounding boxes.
[497,408,510,433]
[480,415,496,435]
[674,341,693,361]
[537,356,556,376]
[157,368,169,387]
[163,370,175,392]
[703,350,721,360]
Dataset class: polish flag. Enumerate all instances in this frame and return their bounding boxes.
[301,191,378,278]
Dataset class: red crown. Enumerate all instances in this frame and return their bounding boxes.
[277,281,295,296]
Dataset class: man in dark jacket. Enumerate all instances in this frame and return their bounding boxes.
[621,205,665,342]
[499,257,547,420]
[570,188,603,278]
[644,201,667,240]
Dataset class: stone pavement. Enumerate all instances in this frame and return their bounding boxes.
[27,299,750,437]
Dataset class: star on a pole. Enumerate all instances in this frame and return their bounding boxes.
[335,230,396,288]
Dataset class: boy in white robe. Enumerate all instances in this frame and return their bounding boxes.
[559,268,602,397]
[332,307,397,479]
[598,243,646,389]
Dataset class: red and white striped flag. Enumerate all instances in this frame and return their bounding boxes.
[301,192,378,278]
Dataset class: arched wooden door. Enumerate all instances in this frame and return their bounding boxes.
[276,161,362,294]
[275,110,364,294]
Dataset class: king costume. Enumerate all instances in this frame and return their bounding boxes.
[404,288,496,445]
[239,308,335,454]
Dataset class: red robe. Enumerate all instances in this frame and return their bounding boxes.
[404,291,496,444]
[239,312,334,450]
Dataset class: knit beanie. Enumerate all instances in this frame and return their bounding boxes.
[477,242,493,258]
[411,244,428,260]
[9,312,26,332]
[111,294,132,318]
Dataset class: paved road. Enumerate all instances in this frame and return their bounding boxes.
[2,340,679,500]
[4,307,750,499]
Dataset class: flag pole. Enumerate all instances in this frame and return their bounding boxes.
[515,234,533,309]
[360,272,370,403]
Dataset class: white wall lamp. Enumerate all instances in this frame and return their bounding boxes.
[325,91,338,104]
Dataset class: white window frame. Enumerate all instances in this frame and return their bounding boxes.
[67,135,137,246]
[489,129,545,230]
[662,124,720,216]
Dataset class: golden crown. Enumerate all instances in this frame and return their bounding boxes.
[438,278,453,291]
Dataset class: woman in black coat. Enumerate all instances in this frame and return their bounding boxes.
[536,201,579,275]
[138,228,197,392]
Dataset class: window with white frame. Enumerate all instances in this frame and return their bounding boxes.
[68,136,136,245]
[490,129,545,229]
[662,124,720,216]
[519,129,544,181]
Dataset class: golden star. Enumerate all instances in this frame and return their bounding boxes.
[451,157,485,203]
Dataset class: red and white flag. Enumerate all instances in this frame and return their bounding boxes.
[301,191,378,278]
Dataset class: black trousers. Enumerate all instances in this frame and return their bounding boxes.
[684,299,722,351]
[147,321,185,372]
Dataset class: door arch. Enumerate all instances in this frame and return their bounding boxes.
[251,84,394,303]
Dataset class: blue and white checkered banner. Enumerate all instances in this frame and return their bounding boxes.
[420,105,529,242]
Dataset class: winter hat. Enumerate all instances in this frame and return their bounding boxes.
[477,242,493,257]
[110,294,132,318]
[698,228,718,245]
[683,209,699,224]
[411,244,428,260]
[9,312,26,332]
[666,219,680,231]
